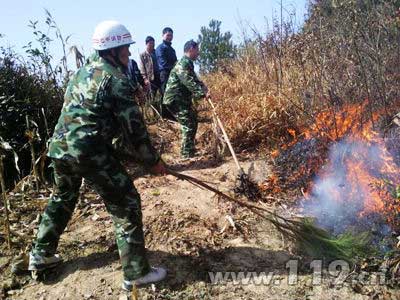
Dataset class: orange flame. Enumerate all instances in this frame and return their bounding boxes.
[301,100,400,228]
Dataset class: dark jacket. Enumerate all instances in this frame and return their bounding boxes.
[155,41,177,72]
[127,59,145,87]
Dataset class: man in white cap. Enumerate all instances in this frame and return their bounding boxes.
[28,20,167,294]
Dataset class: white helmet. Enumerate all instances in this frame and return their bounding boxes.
[92,20,135,51]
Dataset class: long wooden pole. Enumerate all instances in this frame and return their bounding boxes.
[167,169,270,214]
[166,168,296,228]
[207,98,244,174]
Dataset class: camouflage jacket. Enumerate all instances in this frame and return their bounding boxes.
[163,56,207,108]
[48,53,159,167]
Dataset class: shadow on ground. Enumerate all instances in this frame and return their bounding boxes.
[37,246,305,292]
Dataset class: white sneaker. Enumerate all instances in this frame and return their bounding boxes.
[28,252,63,271]
[122,267,167,290]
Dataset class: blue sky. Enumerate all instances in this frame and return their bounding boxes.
[1,0,308,70]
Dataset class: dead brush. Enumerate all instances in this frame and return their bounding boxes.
[202,44,306,152]
[202,0,399,152]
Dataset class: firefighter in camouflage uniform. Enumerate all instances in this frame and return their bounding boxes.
[28,21,167,292]
[162,40,210,158]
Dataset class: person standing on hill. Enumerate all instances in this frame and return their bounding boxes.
[28,20,168,295]
[156,27,177,94]
[127,58,146,89]
[139,36,161,98]
[162,40,210,158]
[127,58,147,105]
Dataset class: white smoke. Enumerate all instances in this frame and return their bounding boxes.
[300,138,391,235]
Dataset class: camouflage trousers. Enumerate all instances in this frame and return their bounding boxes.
[32,156,150,280]
[164,104,198,157]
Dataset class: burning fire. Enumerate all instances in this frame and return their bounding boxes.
[272,100,400,232]
[304,101,400,231]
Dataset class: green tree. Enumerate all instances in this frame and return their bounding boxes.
[197,19,236,74]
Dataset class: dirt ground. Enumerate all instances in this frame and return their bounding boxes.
[1,120,400,300]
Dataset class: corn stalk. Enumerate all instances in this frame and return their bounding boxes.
[26,116,40,191]
[0,154,11,249]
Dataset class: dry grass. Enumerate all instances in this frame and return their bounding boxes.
[203,54,301,151]
[202,0,400,151]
